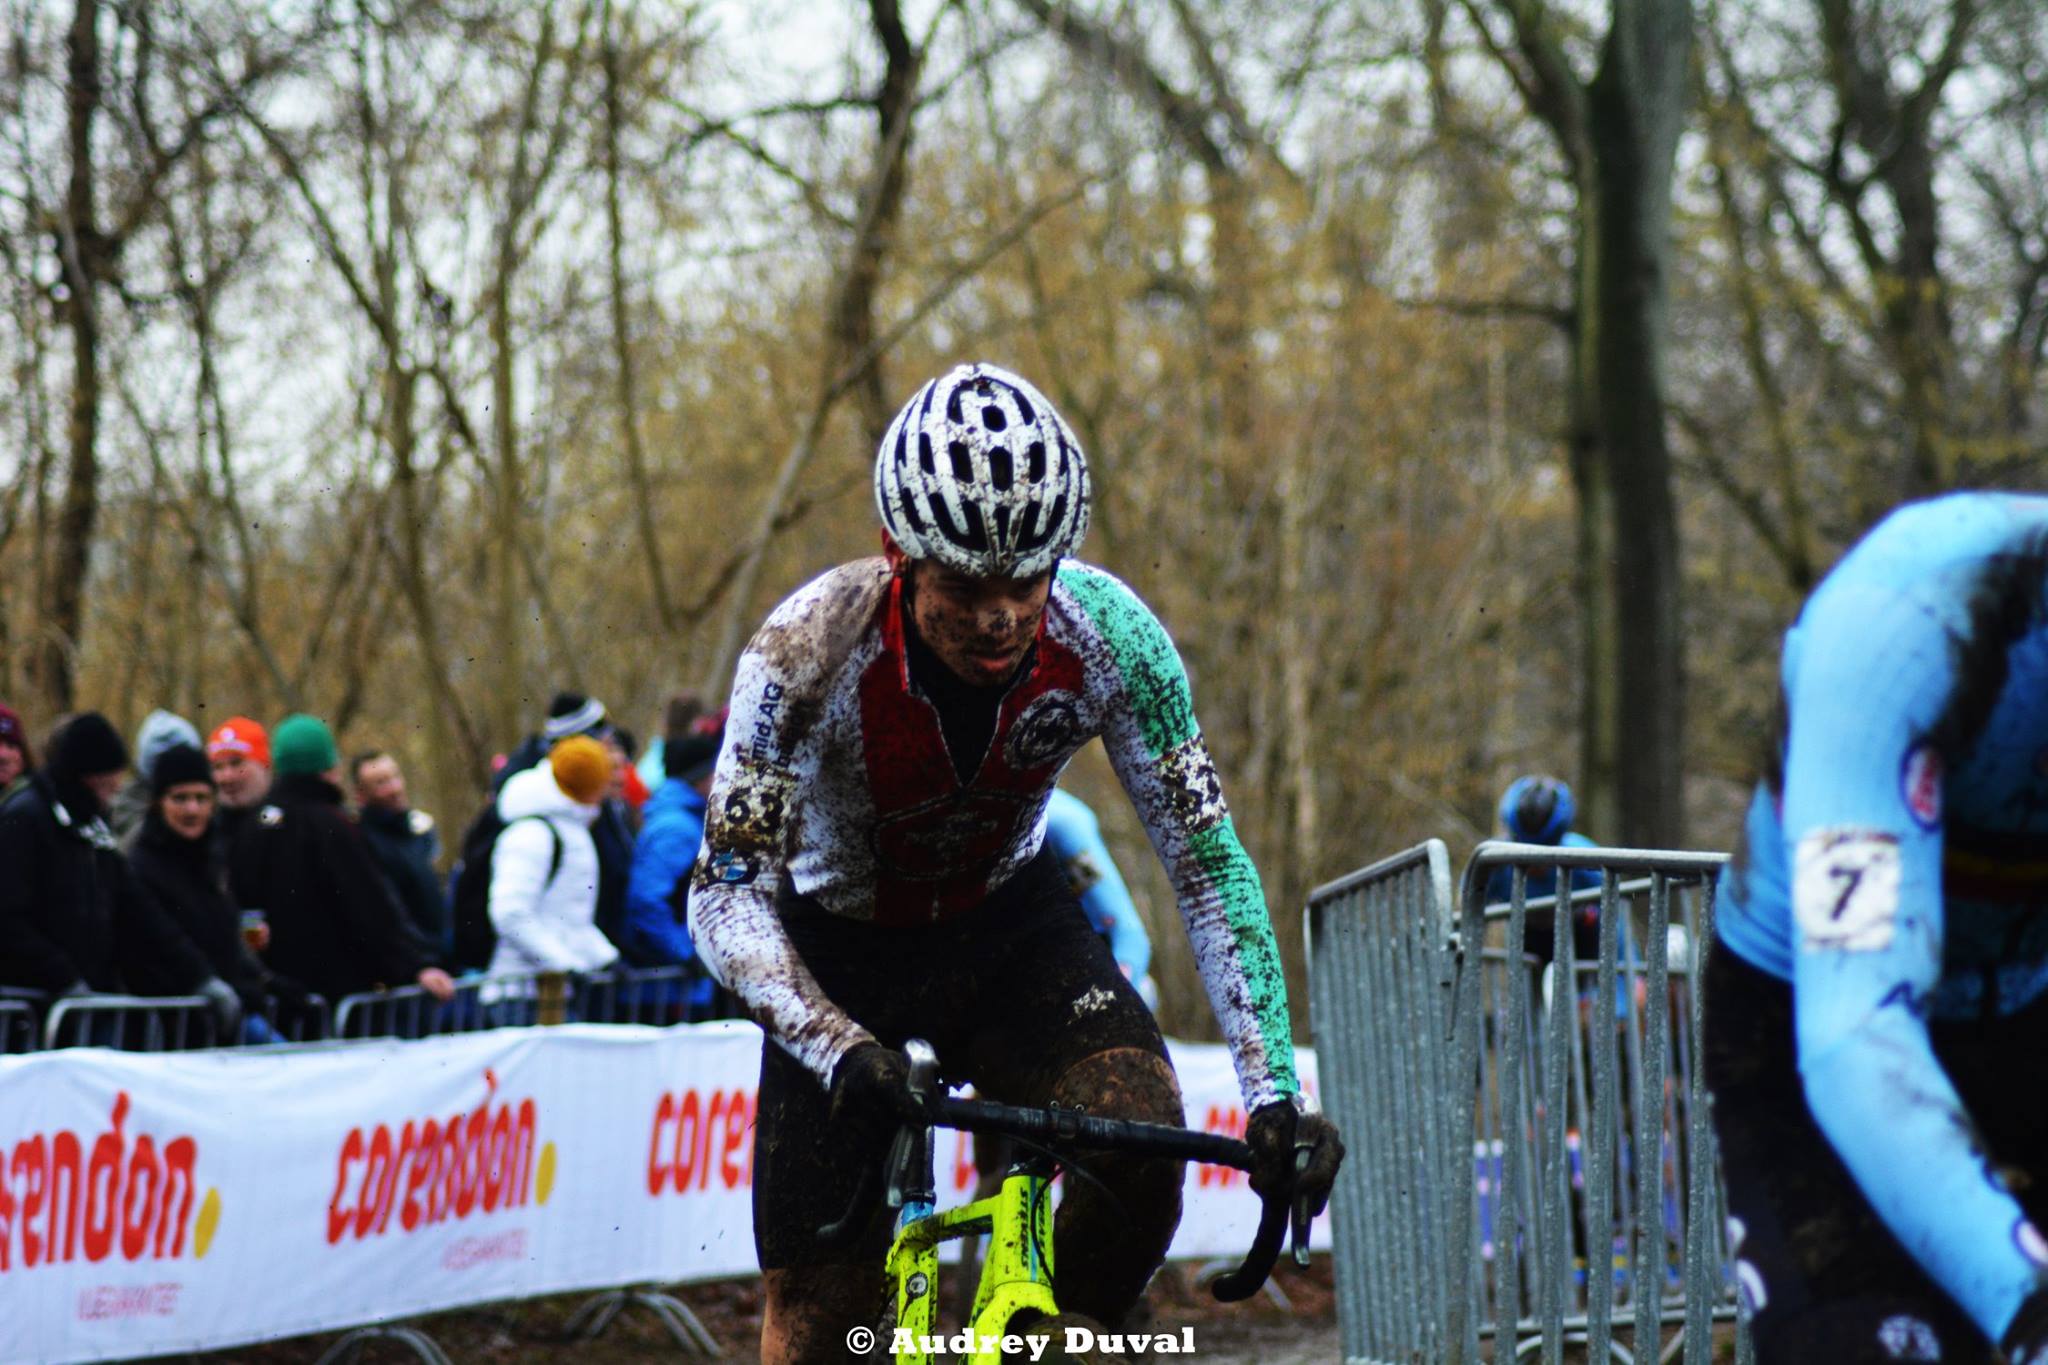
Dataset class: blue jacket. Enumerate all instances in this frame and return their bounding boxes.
[1043,788,1154,1002]
[625,779,713,1007]
[1717,492,2048,1342]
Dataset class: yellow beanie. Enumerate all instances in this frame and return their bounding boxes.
[549,735,612,805]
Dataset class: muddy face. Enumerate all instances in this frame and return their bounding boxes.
[902,559,1051,687]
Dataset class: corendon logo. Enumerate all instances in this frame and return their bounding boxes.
[0,1092,221,1271]
[1196,1105,1249,1188]
[646,1087,756,1195]
[327,1069,555,1245]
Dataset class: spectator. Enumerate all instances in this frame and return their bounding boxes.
[0,701,32,803]
[126,743,310,1043]
[109,709,203,845]
[610,725,651,815]
[0,713,237,1034]
[206,716,272,844]
[622,708,722,1013]
[492,691,638,957]
[228,713,454,1005]
[1043,786,1159,1009]
[492,690,612,792]
[1483,774,1605,956]
[352,749,451,959]
[634,692,707,794]
[486,736,619,982]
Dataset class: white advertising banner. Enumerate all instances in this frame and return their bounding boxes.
[0,1023,1322,1364]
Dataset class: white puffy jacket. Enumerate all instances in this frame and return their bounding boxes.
[486,765,619,977]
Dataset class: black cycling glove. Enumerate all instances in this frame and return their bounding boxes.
[1245,1097,1346,1217]
[2003,1287,2048,1365]
[828,1042,920,1141]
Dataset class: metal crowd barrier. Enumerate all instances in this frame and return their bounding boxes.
[333,966,709,1040]
[1308,839,1748,1365]
[0,997,39,1053]
[43,993,221,1051]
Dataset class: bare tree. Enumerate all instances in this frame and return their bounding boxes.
[1463,0,1693,845]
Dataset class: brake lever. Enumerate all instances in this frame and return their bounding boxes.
[1289,1143,1313,1267]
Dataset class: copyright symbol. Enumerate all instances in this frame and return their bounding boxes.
[847,1325,876,1354]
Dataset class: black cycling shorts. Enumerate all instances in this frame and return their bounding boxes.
[751,846,1164,1268]
[1705,946,2048,1364]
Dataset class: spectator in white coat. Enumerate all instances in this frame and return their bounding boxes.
[485,736,620,989]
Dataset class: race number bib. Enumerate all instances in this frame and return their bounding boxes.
[1793,828,1903,953]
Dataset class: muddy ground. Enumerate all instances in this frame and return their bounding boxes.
[194,1258,1340,1363]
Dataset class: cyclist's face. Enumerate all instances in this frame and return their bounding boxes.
[904,560,1052,687]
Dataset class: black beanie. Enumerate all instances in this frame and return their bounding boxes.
[150,743,215,796]
[664,709,727,783]
[49,712,129,781]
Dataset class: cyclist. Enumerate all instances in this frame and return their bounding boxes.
[1044,785,1157,1009]
[688,363,1344,1362]
[1484,774,1603,966]
[1708,491,2048,1364]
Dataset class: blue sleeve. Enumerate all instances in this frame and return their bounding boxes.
[1783,582,2048,1343]
[625,807,701,965]
[1045,791,1151,982]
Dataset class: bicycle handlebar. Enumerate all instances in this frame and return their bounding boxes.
[814,1056,1303,1303]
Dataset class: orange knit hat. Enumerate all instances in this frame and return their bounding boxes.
[549,735,612,805]
[206,717,271,769]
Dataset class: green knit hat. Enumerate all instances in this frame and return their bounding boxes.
[272,713,340,778]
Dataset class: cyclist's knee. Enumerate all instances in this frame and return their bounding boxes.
[1049,1048,1185,1324]
[760,1263,884,1365]
[1049,1046,1183,1127]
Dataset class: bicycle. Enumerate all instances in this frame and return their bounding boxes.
[819,1039,1318,1364]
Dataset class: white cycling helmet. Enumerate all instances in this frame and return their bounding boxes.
[874,363,1089,578]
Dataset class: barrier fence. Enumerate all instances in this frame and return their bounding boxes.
[1308,839,1750,1365]
[0,967,705,1054]
[0,1025,1323,1364]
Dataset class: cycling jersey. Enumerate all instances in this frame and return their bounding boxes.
[1043,786,1154,991]
[688,557,1296,1111]
[1716,491,2048,1344]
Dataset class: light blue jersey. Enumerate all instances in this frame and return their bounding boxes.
[1043,786,1155,1006]
[1717,492,2048,1343]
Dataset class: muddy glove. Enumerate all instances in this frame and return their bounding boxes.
[2003,1288,2048,1365]
[196,976,243,1040]
[829,1042,920,1144]
[1245,1097,1346,1217]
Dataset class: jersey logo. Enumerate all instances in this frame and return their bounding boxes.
[1004,690,1085,771]
[1900,743,1942,829]
[1793,828,1902,953]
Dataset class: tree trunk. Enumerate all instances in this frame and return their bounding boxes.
[1579,0,1690,847]
[39,0,104,716]
[601,0,676,631]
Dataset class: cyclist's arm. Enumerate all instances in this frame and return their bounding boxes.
[1060,565,1296,1110]
[1784,586,2048,1344]
[687,606,873,1084]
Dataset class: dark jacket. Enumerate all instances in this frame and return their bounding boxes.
[0,774,210,995]
[228,773,426,1001]
[590,797,635,955]
[360,804,450,960]
[127,809,277,1015]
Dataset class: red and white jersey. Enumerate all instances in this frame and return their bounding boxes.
[688,557,1297,1110]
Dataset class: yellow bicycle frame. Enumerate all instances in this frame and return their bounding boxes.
[885,1165,1057,1364]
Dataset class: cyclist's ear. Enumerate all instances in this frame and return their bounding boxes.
[882,531,909,575]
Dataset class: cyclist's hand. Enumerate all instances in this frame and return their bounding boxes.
[2003,1286,2048,1365]
[1246,1099,1346,1216]
[828,1042,919,1139]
